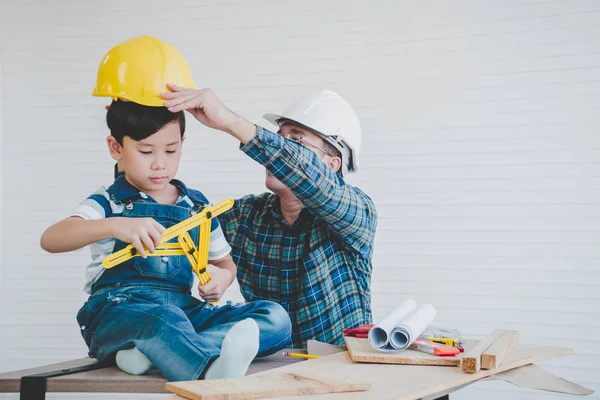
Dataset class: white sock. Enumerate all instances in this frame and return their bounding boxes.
[204,318,260,380]
[115,346,153,375]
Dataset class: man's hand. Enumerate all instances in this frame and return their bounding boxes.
[197,264,232,303]
[161,85,237,131]
[110,217,165,258]
[161,84,256,144]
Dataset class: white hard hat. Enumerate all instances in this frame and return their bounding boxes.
[263,90,362,175]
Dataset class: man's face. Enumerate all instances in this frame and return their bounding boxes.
[265,124,335,193]
[109,122,184,196]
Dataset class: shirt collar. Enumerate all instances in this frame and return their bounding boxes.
[170,179,208,204]
[265,194,281,219]
[107,175,143,203]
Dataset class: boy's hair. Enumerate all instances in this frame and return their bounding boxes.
[107,99,186,144]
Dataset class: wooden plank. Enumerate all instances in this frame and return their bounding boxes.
[0,350,305,394]
[166,373,370,400]
[344,336,460,366]
[481,330,519,370]
[49,370,166,394]
[246,340,572,400]
[461,329,505,373]
[0,358,98,393]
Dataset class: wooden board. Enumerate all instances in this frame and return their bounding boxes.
[246,340,573,400]
[0,350,304,394]
[344,336,460,366]
[462,329,505,373]
[482,330,519,370]
[166,373,370,400]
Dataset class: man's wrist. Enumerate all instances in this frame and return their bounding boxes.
[226,114,257,144]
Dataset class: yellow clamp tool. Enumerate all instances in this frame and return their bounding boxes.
[427,337,460,347]
[178,231,211,286]
[102,198,234,304]
[102,198,233,268]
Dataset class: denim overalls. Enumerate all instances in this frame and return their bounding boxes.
[76,176,292,381]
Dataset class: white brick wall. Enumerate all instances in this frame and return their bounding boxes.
[1,1,599,399]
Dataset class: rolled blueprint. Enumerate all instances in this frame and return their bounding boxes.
[390,304,436,350]
[368,299,417,350]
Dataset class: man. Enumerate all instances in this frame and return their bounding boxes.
[162,85,378,348]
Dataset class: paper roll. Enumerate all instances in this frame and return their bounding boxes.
[368,299,417,350]
[390,304,436,350]
[368,300,436,352]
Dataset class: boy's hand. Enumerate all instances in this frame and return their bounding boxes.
[111,217,165,258]
[197,264,231,303]
[161,85,256,144]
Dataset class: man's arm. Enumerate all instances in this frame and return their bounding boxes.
[242,127,377,258]
[161,86,377,257]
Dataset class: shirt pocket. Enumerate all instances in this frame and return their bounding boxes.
[134,252,180,279]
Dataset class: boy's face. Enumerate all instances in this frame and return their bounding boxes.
[107,122,184,195]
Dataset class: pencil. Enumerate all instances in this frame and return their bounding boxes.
[282,351,320,359]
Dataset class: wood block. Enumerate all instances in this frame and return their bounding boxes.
[165,372,370,400]
[344,336,460,366]
[481,330,519,370]
[461,329,505,373]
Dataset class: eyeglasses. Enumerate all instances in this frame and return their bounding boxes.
[278,131,333,157]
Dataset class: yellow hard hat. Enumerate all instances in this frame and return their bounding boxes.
[92,35,196,107]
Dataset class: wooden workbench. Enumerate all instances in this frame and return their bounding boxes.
[0,350,304,397]
[1,340,577,400]
[0,352,451,400]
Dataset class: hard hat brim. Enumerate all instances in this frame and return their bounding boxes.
[263,113,334,143]
[263,113,284,127]
[92,91,167,107]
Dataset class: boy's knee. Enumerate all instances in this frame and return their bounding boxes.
[253,302,292,356]
[262,301,292,336]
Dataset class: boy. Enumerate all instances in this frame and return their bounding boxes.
[40,36,292,381]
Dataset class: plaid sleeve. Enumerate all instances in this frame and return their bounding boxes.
[240,126,377,258]
[217,197,244,242]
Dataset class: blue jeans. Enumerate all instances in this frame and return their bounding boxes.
[76,285,292,381]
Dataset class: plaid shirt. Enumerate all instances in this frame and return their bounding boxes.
[219,127,377,348]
